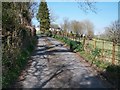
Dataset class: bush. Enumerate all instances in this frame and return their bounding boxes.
[69,41,77,51]
[52,34,84,52]
[106,65,120,73]
[92,48,101,59]
[45,30,52,37]
[75,43,83,52]
[2,36,37,88]
[105,65,120,88]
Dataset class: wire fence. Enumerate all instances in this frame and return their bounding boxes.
[80,37,120,65]
[53,32,120,65]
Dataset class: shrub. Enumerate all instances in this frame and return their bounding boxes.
[45,30,52,37]
[105,65,120,88]
[92,48,101,59]
[106,65,120,73]
[74,42,83,52]
[91,48,101,65]
[2,36,37,88]
[52,35,84,52]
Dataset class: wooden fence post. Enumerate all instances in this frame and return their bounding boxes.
[112,42,115,64]
[102,41,104,60]
[83,36,86,50]
[94,39,96,49]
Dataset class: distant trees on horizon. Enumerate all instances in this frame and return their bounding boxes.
[57,18,94,39]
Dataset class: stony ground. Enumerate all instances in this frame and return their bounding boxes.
[14,35,113,88]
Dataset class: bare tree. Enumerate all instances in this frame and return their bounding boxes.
[78,21,85,35]
[69,20,85,40]
[70,20,79,34]
[62,17,70,37]
[82,20,94,39]
[76,0,97,13]
[49,9,59,24]
[104,20,120,43]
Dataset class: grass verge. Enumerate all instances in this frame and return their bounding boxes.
[51,34,120,88]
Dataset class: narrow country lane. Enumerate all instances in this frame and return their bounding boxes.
[14,35,112,88]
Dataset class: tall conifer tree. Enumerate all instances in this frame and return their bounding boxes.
[37,0,50,33]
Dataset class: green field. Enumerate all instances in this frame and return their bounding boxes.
[75,38,120,63]
[88,39,119,51]
[86,39,119,63]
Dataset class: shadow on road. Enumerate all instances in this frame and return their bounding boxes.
[13,36,115,89]
[34,64,68,88]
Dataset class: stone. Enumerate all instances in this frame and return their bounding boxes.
[34,71,40,76]
[36,65,40,69]
[31,61,37,66]
[18,76,25,81]
[27,68,36,73]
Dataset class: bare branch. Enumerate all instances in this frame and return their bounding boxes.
[75,0,97,14]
